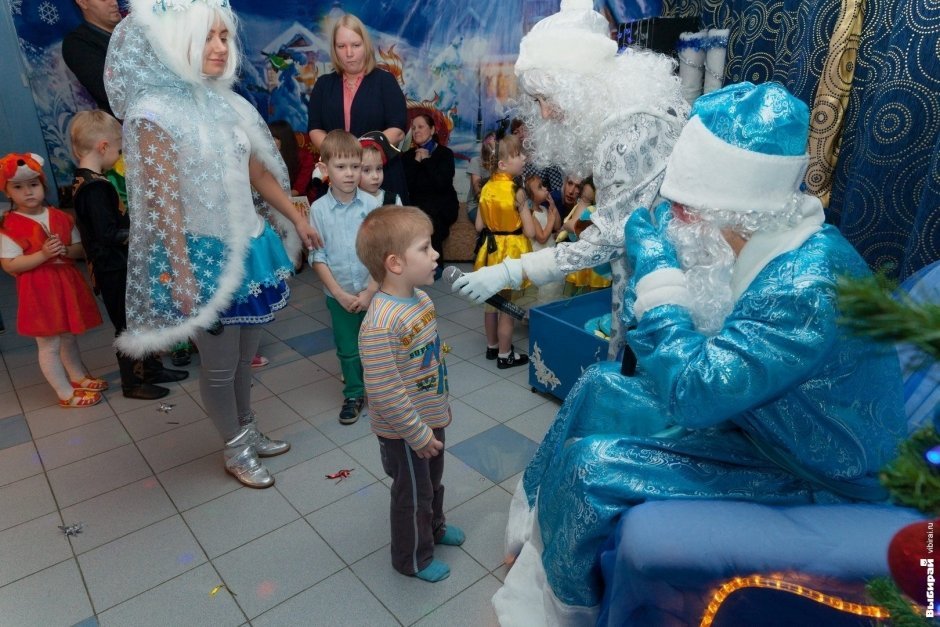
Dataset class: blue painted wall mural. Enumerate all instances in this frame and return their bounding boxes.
[8,0,598,192]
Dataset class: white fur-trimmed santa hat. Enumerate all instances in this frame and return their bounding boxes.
[660,82,811,214]
[515,0,617,78]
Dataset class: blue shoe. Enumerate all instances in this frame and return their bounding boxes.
[414,559,450,582]
[437,525,465,546]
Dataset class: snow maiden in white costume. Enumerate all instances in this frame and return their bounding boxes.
[452,0,689,358]
[492,82,906,625]
[105,0,320,488]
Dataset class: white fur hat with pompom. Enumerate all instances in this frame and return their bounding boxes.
[515,0,617,77]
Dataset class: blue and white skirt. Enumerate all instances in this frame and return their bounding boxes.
[218,223,294,325]
[149,223,294,326]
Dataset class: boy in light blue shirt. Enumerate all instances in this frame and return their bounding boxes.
[309,130,381,424]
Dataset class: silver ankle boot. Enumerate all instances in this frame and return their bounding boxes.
[224,427,274,488]
[241,413,291,458]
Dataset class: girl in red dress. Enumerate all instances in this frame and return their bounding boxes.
[0,153,105,407]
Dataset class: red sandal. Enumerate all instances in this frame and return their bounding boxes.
[59,389,102,408]
[71,377,109,392]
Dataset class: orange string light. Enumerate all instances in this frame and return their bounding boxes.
[699,575,891,627]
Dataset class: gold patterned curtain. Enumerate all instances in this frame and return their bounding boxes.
[805,0,863,207]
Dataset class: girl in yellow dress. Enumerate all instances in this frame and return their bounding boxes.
[473,134,535,369]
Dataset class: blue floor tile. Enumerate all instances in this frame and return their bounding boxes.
[284,329,335,357]
[448,424,539,483]
[0,414,30,451]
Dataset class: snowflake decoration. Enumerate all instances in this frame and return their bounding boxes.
[37,1,59,24]
[247,281,262,297]
[531,342,561,390]
[10,0,22,15]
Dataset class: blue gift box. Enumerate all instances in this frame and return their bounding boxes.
[528,289,612,400]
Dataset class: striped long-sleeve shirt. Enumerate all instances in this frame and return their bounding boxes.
[359,289,451,450]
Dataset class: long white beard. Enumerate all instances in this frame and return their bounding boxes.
[667,218,736,334]
[521,110,599,180]
[514,52,688,179]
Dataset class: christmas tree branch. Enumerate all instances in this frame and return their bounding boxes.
[837,274,940,363]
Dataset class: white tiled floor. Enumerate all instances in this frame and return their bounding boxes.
[0,263,562,626]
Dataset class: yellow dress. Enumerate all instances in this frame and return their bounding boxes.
[565,204,612,290]
[474,173,532,288]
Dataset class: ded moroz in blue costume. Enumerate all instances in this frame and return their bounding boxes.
[493,82,907,625]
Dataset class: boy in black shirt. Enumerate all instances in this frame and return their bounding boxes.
[69,110,188,399]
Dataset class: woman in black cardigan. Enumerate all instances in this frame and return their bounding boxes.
[307,14,409,202]
[402,113,459,271]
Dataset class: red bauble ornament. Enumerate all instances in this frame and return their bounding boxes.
[887,519,938,606]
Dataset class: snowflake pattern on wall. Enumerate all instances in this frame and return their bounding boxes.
[10,0,22,16]
[37,1,59,24]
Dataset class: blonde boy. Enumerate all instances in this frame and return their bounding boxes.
[308,129,380,424]
[356,205,464,582]
[69,110,187,399]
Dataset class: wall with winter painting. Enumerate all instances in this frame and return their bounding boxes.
[8,0,593,195]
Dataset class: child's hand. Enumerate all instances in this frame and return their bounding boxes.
[415,437,443,459]
[336,290,359,313]
[41,235,64,259]
[355,290,374,311]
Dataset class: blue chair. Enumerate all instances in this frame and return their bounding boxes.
[597,261,939,626]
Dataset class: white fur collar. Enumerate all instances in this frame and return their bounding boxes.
[730,195,825,300]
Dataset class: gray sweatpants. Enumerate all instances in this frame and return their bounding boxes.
[378,428,447,575]
[192,325,261,441]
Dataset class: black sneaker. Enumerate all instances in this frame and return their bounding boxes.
[497,349,529,370]
[339,397,364,424]
[171,346,191,366]
[144,367,189,384]
[485,346,498,360]
[122,383,170,400]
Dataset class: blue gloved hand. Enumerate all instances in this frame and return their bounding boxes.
[625,201,680,286]
[620,281,638,329]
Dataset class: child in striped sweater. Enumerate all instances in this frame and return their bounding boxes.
[356,205,465,583]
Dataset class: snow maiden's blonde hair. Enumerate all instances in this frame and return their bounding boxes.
[129,0,241,90]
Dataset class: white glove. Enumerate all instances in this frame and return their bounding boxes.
[520,247,564,285]
[452,258,524,304]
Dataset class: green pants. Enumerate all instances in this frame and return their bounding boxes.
[326,296,366,399]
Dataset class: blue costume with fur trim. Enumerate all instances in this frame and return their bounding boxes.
[104,12,299,357]
[494,83,907,624]
[523,225,906,608]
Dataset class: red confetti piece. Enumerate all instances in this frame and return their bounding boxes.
[325,468,354,483]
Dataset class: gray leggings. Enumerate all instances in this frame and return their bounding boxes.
[192,325,261,441]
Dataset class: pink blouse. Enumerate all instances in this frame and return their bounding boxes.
[342,74,363,132]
